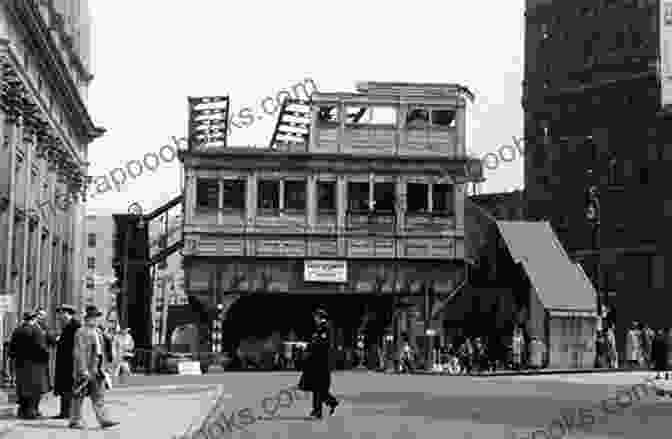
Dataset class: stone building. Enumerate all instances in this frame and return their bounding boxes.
[178,82,482,366]
[0,0,104,364]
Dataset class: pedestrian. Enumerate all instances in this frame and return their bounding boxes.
[298,307,339,419]
[652,329,668,379]
[7,312,50,419]
[33,307,57,394]
[52,304,81,419]
[605,323,618,368]
[399,336,414,373]
[69,305,119,429]
[666,327,672,377]
[113,327,135,381]
[626,321,642,368]
[512,327,524,371]
[641,324,654,369]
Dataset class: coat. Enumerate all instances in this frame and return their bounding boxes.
[73,325,110,379]
[298,322,332,393]
[8,322,50,398]
[652,333,668,371]
[54,318,81,395]
[625,329,642,362]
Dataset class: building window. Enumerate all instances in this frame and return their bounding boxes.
[87,233,96,248]
[86,277,94,290]
[407,183,429,213]
[639,167,649,185]
[258,180,280,210]
[406,108,429,126]
[433,184,455,216]
[373,182,395,212]
[284,180,306,210]
[345,106,396,125]
[87,257,95,270]
[431,110,456,127]
[407,108,456,128]
[222,179,246,210]
[196,178,219,209]
[317,106,339,123]
[348,182,369,212]
[317,181,336,211]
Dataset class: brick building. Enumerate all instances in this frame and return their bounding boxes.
[523,0,666,350]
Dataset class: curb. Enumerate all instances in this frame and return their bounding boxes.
[387,368,647,377]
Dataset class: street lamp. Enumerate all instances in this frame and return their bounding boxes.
[585,170,603,317]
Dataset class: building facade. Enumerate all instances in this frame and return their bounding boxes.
[179,82,482,363]
[83,213,116,318]
[149,211,186,345]
[470,190,525,221]
[523,0,666,350]
[0,0,103,356]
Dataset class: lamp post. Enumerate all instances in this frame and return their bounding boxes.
[585,171,603,317]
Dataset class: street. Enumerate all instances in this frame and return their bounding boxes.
[1,371,671,438]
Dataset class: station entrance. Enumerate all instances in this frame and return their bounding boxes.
[222,293,397,370]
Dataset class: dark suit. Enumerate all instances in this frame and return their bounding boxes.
[300,320,338,416]
[54,318,81,417]
[8,322,50,418]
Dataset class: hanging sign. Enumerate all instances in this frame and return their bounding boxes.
[304,260,347,283]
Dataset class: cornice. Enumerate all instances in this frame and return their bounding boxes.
[0,40,84,167]
[7,1,104,143]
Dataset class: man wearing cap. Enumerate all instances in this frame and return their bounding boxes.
[53,304,81,419]
[69,305,119,429]
[7,312,50,419]
[300,307,339,419]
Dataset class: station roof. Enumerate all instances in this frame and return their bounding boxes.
[496,221,598,316]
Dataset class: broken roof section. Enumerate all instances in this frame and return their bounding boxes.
[270,81,475,150]
[496,221,598,316]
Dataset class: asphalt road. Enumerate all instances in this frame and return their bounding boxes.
[3,371,671,438]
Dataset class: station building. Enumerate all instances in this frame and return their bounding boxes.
[177,82,483,363]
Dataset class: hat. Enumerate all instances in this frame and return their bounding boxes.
[84,305,103,319]
[56,304,77,315]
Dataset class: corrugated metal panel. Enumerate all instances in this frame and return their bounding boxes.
[496,221,598,314]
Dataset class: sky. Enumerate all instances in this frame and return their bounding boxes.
[85,0,525,215]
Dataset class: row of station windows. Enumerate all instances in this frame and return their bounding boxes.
[317,105,457,128]
[195,178,456,216]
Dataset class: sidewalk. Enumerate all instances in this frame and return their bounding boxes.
[386,367,645,377]
[0,383,225,438]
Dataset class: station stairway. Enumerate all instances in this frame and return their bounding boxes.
[269,98,312,151]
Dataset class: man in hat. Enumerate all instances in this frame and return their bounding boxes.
[69,305,119,429]
[52,304,81,419]
[300,307,339,419]
[8,311,50,419]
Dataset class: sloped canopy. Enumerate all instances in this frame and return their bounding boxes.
[496,221,598,316]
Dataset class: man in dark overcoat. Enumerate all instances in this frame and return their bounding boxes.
[299,308,339,419]
[8,311,50,419]
[53,304,81,419]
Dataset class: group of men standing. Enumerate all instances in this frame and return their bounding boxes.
[7,304,126,429]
